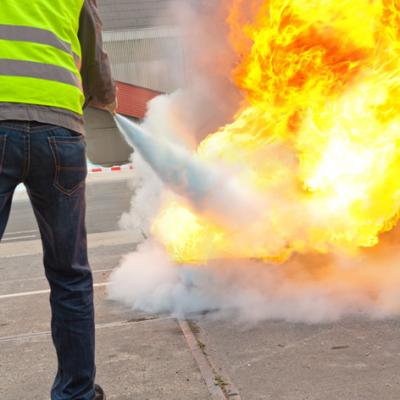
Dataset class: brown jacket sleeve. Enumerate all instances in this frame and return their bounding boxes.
[78,0,116,108]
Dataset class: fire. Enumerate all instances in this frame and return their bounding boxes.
[153,0,400,264]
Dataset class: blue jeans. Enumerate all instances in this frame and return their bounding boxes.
[0,121,96,400]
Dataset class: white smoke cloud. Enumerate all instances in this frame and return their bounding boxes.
[109,239,400,322]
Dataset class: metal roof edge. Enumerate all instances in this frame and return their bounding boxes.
[103,26,182,42]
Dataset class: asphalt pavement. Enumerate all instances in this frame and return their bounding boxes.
[5,172,134,243]
[1,172,400,400]
[0,172,212,400]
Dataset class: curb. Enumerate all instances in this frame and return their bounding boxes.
[179,320,242,400]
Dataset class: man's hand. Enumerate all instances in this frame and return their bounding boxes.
[90,97,117,115]
[104,98,118,115]
[89,89,118,115]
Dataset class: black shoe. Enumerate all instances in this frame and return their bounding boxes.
[94,384,106,400]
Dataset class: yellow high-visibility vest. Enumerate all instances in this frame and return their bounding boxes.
[0,0,85,115]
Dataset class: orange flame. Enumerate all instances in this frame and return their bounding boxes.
[153,0,400,264]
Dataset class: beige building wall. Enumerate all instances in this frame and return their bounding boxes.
[84,108,133,167]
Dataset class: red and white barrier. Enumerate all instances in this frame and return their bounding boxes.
[88,164,134,174]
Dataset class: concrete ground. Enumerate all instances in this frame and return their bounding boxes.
[1,172,400,399]
[194,318,400,400]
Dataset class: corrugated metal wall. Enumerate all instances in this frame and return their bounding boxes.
[88,0,217,165]
[99,0,219,94]
[98,0,182,30]
[103,27,187,93]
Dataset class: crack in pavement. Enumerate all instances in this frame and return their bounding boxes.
[179,319,242,400]
[0,317,168,343]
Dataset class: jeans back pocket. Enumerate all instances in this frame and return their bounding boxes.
[48,135,87,195]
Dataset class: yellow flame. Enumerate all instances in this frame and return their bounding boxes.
[153,0,400,263]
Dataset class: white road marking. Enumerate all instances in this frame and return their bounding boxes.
[0,268,114,285]
[0,229,140,258]
[0,282,109,300]
[2,235,37,242]
[92,268,115,274]
[3,229,38,236]
[0,318,167,343]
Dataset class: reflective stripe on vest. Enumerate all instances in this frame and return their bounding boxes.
[0,0,84,115]
[0,24,80,65]
[0,59,81,87]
